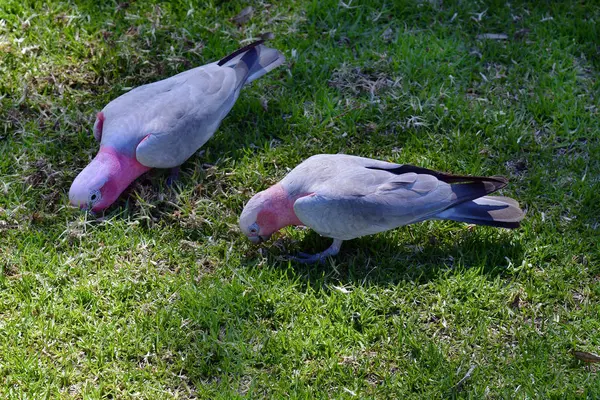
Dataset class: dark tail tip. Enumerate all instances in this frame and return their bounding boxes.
[457,218,522,229]
[438,197,525,229]
[217,39,265,66]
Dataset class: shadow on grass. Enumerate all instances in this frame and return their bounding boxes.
[248,225,525,288]
[165,226,525,386]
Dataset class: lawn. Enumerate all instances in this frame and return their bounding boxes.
[1,0,599,398]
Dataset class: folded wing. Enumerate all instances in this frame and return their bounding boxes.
[293,164,521,240]
[97,41,283,169]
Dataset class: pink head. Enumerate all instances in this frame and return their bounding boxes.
[69,146,150,212]
[239,184,305,243]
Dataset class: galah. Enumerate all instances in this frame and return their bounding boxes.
[69,40,285,212]
[240,154,525,263]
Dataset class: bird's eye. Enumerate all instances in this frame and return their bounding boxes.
[248,223,259,235]
[248,222,260,235]
[89,190,102,205]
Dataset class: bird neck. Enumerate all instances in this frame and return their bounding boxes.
[263,184,306,229]
[99,146,150,184]
[94,146,151,210]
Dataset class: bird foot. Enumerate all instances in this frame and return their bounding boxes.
[285,239,344,264]
[287,252,329,264]
[166,167,180,186]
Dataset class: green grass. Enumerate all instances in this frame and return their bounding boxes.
[1,0,599,397]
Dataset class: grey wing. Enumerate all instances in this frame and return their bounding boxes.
[281,154,408,197]
[99,63,239,168]
[133,64,240,168]
[293,172,456,240]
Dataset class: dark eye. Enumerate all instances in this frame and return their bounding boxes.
[89,190,102,205]
[249,227,258,234]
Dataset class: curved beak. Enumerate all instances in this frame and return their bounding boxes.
[248,235,271,244]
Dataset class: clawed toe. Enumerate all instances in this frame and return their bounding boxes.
[166,174,179,186]
[166,167,180,186]
[288,253,326,264]
[284,239,343,264]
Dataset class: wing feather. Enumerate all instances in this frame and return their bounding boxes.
[133,65,239,168]
[289,155,509,240]
[293,173,455,240]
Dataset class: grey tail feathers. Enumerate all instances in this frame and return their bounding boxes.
[435,174,524,228]
[446,176,508,206]
[218,40,285,88]
[368,163,524,228]
[218,40,265,66]
[435,195,525,229]
[368,164,509,187]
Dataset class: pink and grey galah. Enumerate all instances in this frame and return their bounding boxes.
[69,40,285,211]
[240,154,525,263]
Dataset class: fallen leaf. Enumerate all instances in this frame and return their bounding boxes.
[231,6,253,25]
[260,32,275,40]
[573,350,600,363]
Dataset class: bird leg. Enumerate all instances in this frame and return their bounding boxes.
[166,167,180,186]
[288,239,343,264]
